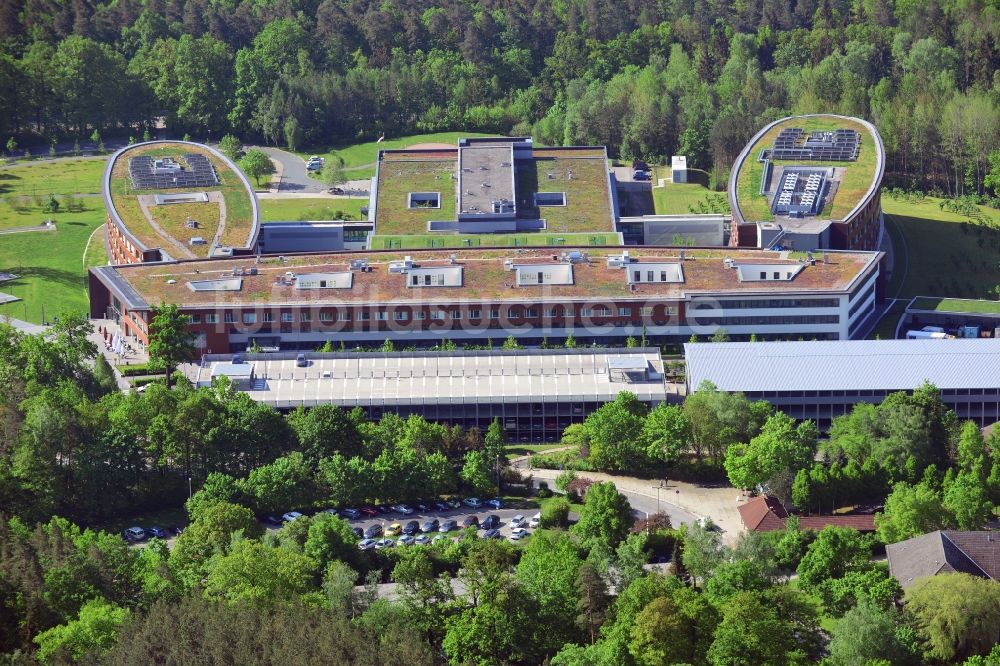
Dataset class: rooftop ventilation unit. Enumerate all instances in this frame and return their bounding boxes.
[449,253,458,265]
[568,251,584,263]
[504,259,515,271]
[724,257,735,269]
[349,259,369,271]
[607,251,632,269]
[389,256,415,273]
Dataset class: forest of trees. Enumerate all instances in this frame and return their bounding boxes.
[0,0,999,195]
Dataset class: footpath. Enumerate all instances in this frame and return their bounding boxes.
[520,462,746,546]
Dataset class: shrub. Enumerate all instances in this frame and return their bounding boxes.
[565,478,594,502]
[540,498,571,528]
[535,481,553,499]
[555,470,577,491]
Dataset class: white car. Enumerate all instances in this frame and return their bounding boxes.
[510,527,529,540]
[281,511,304,523]
[392,504,415,515]
[374,538,395,549]
[397,534,416,546]
[510,514,526,527]
[463,497,483,508]
[528,513,541,528]
[414,535,431,545]
[358,538,377,550]
[432,534,450,545]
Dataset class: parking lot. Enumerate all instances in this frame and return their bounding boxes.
[281,503,541,548]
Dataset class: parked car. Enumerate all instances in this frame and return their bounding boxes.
[481,515,500,530]
[296,353,308,367]
[281,511,304,523]
[352,527,364,538]
[510,514,526,528]
[385,523,402,536]
[146,526,167,539]
[397,534,416,546]
[528,513,541,528]
[360,506,379,517]
[328,187,345,195]
[376,504,393,515]
[439,519,458,533]
[510,527,529,540]
[462,515,479,528]
[414,535,431,545]
[402,520,420,535]
[463,497,483,508]
[374,538,394,549]
[485,498,504,509]
[432,501,450,512]
[415,502,430,512]
[339,508,360,520]
[446,499,462,509]
[364,524,383,539]
[123,527,146,542]
[393,504,415,515]
[432,534,450,545]
[422,519,440,533]
[358,538,377,550]
[263,515,283,527]
[483,529,503,540]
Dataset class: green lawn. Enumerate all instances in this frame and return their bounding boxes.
[908,297,1000,315]
[503,443,569,461]
[0,209,105,323]
[260,197,366,222]
[652,182,730,215]
[303,132,495,180]
[882,195,1000,300]
[0,157,107,198]
[370,232,620,250]
[868,299,909,340]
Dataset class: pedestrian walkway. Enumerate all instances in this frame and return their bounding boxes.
[524,465,745,545]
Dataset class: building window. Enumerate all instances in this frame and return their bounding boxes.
[224,312,235,323]
[469,309,481,319]
[509,308,522,318]
[619,307,631,316]
[525,308,538,318]
[376,311,388,321]
[415,311,426,320]
[582,308,593,317]
[338,312,352,321]
[357,311,370,321]
[189,314,201,324]
[281,313,294,323]
[489,309,500,319]
[640,307,653,316]
[301,312,311,322]
[205,314,218,324]
[431,311,445,320]
[243,313,257,324]
[545,308,557,318]
[262,312,273,323]
[393,311,408,321]
[760,271,767,279]
[319,312,333,322]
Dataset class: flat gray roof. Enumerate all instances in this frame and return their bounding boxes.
[211,362,254,379]
[458,144,515,216]
[684,339,1000,393]
[196,349,667,409]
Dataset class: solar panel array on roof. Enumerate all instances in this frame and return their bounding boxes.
[128,153,220,190]
[771,128,860,161]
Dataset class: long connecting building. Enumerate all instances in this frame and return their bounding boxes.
[89,246,884,354]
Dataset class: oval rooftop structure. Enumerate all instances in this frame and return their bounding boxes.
[727,114,885,252]
[102,140,260,264]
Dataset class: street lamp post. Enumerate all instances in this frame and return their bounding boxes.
[651,480,667,514]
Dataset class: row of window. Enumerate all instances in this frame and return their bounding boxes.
[692,314,840,326]
[713,298,840,310]
[191,305,680,325]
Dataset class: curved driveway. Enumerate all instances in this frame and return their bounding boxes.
[258,146,326,193]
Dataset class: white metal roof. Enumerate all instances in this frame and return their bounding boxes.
[684,339,1000,393]
[197,350,667,409]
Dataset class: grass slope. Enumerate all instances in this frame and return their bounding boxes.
[260,197,366,222]
[0,157,107,198]
[305,132,494,180]
[0,209,105,323]
[909,297,1000,315]
[653,182,730,215]
[882,196,1000,300]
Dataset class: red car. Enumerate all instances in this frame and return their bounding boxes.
[360,506,379,517]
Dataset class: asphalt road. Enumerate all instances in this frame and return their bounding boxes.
[258,146,326,193]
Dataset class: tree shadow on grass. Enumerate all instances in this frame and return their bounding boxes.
[0,266,88,289]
